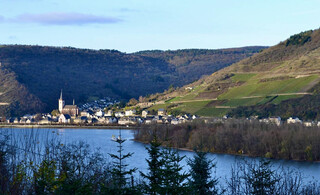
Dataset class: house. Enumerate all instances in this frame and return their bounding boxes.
[19,118,28,124]
[118,117,137,125]
[158,108,166,116]
[58,114,71,123]
[14,117,20,124]
[287,117,302,124]
[142,110,149,118]
[95,109,104,117]
[115,112,125,117]
[136,117,144,124]
[39,117,51,125]
[259,117,281,126]
[144,116,154,124]
[26,118,35,124]
[269,117,281,126]
[192,115,198,120]
[125,109,136,116]
[153,115,163,124]
[303,121,313,127]
[74,116,88,124]
[105,110,113,117]
[105,117,118,124]
[97,117,106,124]
[171,118,180,125]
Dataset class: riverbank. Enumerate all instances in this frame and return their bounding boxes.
[135,121,320,162]
[0,124,139,130]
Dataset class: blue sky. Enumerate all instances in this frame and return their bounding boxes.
[0,0,320,52]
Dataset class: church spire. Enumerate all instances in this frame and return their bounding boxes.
[60,89,63,100]
[73,99,75,105]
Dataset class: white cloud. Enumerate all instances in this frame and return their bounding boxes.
[10,12,122,25]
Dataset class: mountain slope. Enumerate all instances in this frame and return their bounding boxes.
[145,29,320,118]
[0,45,264,116]
[135,47,266,84]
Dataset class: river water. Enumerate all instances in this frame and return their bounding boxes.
[3,128,320,184]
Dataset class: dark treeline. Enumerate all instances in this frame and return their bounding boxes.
[135,119,320,161]
[1,128,319,194]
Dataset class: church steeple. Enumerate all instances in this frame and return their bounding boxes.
[58,90,65,113]
[60,90,63,100]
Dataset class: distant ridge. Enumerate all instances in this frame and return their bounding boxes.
[0,45,264,116]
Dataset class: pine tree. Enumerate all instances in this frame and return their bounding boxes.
[109,131,137,194]
[246,159,279,195]
[188,149,219,195]
[161,148,189,194]
[140,137,164,194]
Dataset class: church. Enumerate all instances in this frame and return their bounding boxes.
[58,90,79,117]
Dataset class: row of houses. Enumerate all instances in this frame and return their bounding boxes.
[57,112,196,125]
[258,116,320,127]
[4,109,197,126]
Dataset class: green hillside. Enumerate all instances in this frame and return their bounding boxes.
[144,29,320,118]
[0,45,263,116]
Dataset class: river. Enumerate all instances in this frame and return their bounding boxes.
[2,127,320,184]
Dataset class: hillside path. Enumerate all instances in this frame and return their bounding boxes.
[170,98,218,103]
[168,92,312,103]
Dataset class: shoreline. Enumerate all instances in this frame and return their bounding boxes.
[0,124,139,130]
[133,139,320,163]
[2,124,319,163]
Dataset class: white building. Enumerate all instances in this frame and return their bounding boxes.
[115,112,125,117]
[303,122,313,127]
[118,117,137,125]
[268,117,282,126]
[95,109,105,117]
[287,117,302,124]
[105,110,113,117]
[158,108,166,116]
[125,109,136,116]
[58,114,71,123]
[142,110,149,118]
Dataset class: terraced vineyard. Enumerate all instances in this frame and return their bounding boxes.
[145,29,320,117]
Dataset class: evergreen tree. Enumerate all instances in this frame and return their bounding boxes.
[108,132,137,194]
[161,148,189,194]
[140,137,164,194]
[188,148,219,195]
[245,159,279,195]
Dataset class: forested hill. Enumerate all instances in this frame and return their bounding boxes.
[144,28,320,119]
[134,47,266,84]
[0,45,264,116]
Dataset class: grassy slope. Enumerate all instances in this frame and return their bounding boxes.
[148,29,320,116]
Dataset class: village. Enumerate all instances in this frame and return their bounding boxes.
[2,91,320,127]
[2,91,198,126]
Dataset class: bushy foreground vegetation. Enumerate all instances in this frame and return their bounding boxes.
[0,128,319,194]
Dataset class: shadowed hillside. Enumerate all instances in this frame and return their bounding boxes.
[0,45,264,116]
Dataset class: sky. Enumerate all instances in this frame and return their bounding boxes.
[0,0,320,53]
